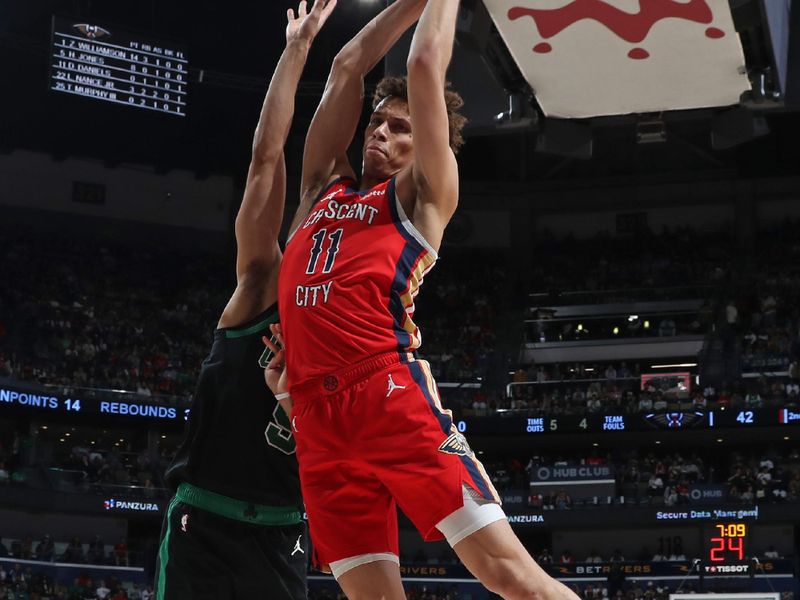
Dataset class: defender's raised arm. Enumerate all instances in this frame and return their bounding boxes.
[220,0,335,327]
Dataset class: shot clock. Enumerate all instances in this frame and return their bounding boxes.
[701,522,757,576]
[707,523,747,562]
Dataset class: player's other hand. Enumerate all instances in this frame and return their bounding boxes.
[262,323,288,397]
[286,0,337,46]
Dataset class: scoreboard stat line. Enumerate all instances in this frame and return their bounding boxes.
[49,17,188,117]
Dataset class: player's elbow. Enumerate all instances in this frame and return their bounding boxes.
[250,143,283,169]
[407,44,445,81]
[330,50,365,79]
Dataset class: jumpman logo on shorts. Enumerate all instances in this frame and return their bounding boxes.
[387,374,406,397]
[291,535,304,556]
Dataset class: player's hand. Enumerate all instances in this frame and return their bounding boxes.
[262,323,288,397]
[286,0,337,46]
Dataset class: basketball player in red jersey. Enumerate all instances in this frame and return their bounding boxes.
[272,1,580,598]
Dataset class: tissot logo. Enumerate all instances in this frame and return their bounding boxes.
[104,498,160,512]
[703,564,751,574]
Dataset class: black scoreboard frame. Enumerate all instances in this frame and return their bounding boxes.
[49,15,188,117]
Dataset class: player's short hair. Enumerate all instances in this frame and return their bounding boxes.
[372,76,467,154]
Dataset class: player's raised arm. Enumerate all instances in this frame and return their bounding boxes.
[220,0,336,327]
[400,0,461,252]
[291,0,426,237]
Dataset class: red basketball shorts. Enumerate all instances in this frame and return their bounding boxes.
[289,352,500,570]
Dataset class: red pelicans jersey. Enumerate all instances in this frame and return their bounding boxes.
[278,177,437,386]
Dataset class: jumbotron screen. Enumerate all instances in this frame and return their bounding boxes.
[49,16,188,116]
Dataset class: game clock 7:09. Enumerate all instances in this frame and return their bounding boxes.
[707,523,747,562]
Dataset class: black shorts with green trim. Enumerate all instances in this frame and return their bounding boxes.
[155,485,307,600]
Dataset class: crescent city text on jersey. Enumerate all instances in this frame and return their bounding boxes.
[294,185,385,308]
[302,188,383,230]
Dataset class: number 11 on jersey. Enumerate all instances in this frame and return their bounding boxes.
[306,228,343,275]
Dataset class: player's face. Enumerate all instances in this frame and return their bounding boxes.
[362,97,414,180]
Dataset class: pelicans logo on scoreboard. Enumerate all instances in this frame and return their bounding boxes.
[645,411,706,429]
[73,24,111,40]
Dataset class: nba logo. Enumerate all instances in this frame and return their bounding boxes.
[104,499,116,510]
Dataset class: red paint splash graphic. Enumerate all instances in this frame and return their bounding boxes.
[508,0,724,60]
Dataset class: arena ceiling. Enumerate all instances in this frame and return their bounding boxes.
[0,0,798,185]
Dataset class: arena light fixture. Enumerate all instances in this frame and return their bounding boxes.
[636,116,667,144]
[650,363,698,369]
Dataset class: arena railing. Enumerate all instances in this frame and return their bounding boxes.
[38,468,170,499]
[529,284,719,305]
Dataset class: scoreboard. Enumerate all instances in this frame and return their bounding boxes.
[49,16,188,116]
[454,407,800,435]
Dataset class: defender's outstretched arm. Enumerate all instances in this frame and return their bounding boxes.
[220,0,336,327]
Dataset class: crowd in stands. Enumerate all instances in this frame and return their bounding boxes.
[0,224,741,401]
[308,586,464,600]
[1,221,799,421]
[413,250,510,386]
[0,562,151,600]
[524,227,733,300]
[57,444,161,493]
[726,223,800,375]
[441,355,799,417]
[725,450,800,504]
[1,535,134,567]
[0,228,509,401]
[309,585,795,600]
[0,229,226,400]
[0,422,176,497]
[734,219,800,371]
[479,446,800,509]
